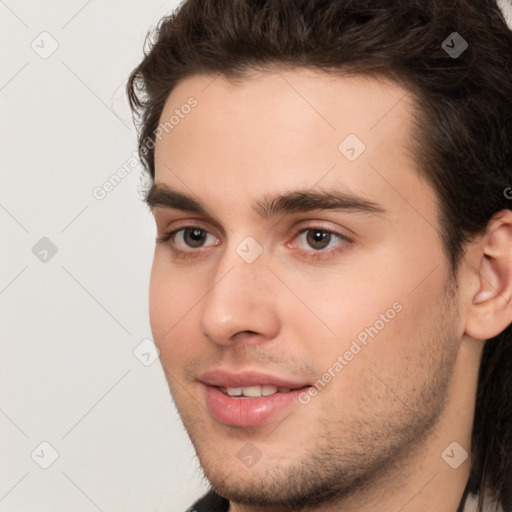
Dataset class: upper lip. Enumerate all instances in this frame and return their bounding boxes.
[198,369,311,389]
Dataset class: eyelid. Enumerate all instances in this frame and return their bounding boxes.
[291,228,347,245]
[293,220,353,239]
[157,217,216,238]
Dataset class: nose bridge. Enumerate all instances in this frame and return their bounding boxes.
[199,237,280,345]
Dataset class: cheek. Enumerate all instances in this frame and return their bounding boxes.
[148,254,172,339]
[148,252,206,360]
[274,259,402,345]
[274,239,448,369]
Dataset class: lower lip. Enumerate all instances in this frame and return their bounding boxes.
[203,385,310,427]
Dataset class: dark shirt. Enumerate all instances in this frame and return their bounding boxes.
[188,489,229,512]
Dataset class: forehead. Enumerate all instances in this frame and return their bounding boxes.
[156,69,414,150]
[153,68,436,225]
[157,68,414,135]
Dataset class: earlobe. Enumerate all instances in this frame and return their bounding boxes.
[465,210,512,340]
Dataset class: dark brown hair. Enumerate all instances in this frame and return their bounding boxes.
[127,1,512,509]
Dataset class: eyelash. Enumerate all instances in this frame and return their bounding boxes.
[156,224,352,261]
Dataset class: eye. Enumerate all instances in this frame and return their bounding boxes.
[176,227,217,248]
[296,228,345,251]
[156,226,219,252]
[289,226,351,259]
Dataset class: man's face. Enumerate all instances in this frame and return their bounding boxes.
[149,70,465,507]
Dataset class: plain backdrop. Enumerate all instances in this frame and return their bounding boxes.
[1,1,511,511]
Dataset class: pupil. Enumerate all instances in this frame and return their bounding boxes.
[186,228,206,247]
[308,230,330,249]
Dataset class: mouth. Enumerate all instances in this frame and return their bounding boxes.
[199,369,312,427]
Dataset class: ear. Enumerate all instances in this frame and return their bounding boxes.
[464,210,512,340]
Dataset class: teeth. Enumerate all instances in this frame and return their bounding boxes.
[222,385,283,397]
[261,385,278,396]
[240,385,261,397]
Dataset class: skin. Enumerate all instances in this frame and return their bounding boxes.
[148,68,512,511]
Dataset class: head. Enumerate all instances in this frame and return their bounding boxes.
[127,1,512,510]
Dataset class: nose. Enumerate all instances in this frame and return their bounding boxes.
[199,244,281,346]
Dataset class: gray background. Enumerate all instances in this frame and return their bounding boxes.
[1,1,511,510]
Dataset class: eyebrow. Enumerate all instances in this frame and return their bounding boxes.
[145,183,386,219]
